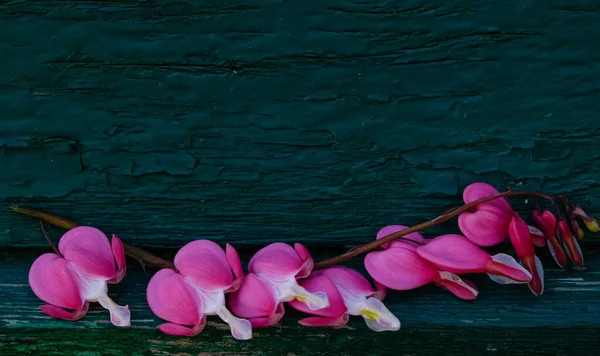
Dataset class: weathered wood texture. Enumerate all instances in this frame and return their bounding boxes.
[1,0,599,248]
[2,2,600,355]
[2,249,600,355]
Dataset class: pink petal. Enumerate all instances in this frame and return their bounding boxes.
[558,220,584,267]
[174,240,234,292]
[388,240,421,252]
[317,266,375,298]
[248,243,303,281]
[158,316,207,337]
[371,281,387,301]
[531,209,557,239]
[527,255,545,296]
[298,314,349,328]
[416,234,490,274]
[365,248,438,290]
[458,207,511,246]
[509,215,542,293]
[521,255,544,296]
[288,275,347,318]
[294,243,314,279]
[108,235,126,284]
[546,234,569,268]
[146,268,204,328]
[229,273,278,319]
[225,244,244,293]
[533,210,568,268]
[434,272,479,300]
[528,225,547,247]
[376,225,426,249]
[462,182,511,211]
[39,302,89,321]
[531,235,547,247]
[564,236,583,266]
[58,226,116,279]
[29,253,84,310]
[486,253,532,283]
[458,182,513,246]
[248,303,285,328]
[508,214,535,258]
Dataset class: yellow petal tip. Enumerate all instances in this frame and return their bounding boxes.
[360,309,380,321]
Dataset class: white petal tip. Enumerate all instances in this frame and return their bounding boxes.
[546,242,565,268]
[489,253,532,284]
[364,314,401,332]
[109,304,131,327]
[97,294,131,327]
[231,318,253,341]
[526,255,545,297]
[217,307,253,341]
[487,273,519,285]
[528,225,544,237]
[361,297,401,332]
[293,290,330,311]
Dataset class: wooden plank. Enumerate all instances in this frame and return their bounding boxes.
[1,249,599,354]
[1,0,599,248]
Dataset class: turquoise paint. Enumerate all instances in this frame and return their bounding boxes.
[1,1,599,248]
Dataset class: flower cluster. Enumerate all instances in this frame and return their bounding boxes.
[364,182,598,300]
[22,181,598,339]
[148,241,399,339]
[146,240,250,338]
[28,226,130,326]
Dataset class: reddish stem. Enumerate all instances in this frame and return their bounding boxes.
[313,191,556,269]
[12,190,560,271]
[39,221,63,258]
[12,205,176,270]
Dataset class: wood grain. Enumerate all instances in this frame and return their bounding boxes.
[1,0,599,248]
[1,248,599,354]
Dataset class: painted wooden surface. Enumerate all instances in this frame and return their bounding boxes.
[1,248,600,355]
[1,0,600,354]
[1,0,599,248]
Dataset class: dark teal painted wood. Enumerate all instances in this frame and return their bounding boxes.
[1,1,599,248]
[1,3,600,353]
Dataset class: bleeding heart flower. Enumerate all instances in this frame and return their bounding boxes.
[288,273,349,328]
[572,219,585,240]
[572,206,599,233]
[557,220,583,267]
[528,225,547,247]
[375,224,428,249]
[228,273,286,328]
[147,268,206,336]
[248,242,329,309]
[28,226,130,326]
[458,182,513,246]
[147,240,251,340]
[532,209,568,268]
[229,242,330,328]
[508,214,544,296]
[289,266,400,332]
[416,234,532,284]
[365,226,478,300]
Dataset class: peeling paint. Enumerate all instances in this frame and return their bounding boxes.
[1,0,599,248]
